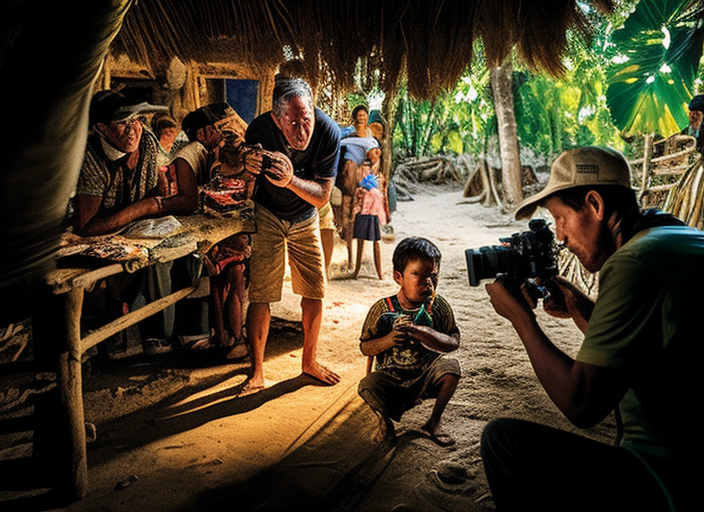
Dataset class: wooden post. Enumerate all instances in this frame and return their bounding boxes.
[640,133,654,199]
[57,286,88,500]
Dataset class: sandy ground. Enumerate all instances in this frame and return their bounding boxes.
[14,183,619,512]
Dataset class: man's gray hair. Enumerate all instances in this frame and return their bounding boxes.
[272,76,314,118]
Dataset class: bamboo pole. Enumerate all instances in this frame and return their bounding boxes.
[639,134,653,199]
[58,287,88,500]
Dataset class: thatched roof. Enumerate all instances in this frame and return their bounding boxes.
[112,0,615,100]
[0,0,615,305]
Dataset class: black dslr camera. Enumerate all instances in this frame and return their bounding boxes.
[465,218,560,287]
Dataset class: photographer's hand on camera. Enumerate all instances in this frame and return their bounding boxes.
[542,276,594,333]
[486,276,537,328]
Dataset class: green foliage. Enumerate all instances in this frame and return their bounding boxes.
[606,0,704,136]
[514,52,626,159]
[391,50,626,163]
[391,67,496,160]
[387,1,704,164]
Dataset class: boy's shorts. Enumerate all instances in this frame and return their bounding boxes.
[357,355,461,421]
[248,205,326,303]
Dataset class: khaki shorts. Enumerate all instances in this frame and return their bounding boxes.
[318,202,335,231]
[248,205,326,302]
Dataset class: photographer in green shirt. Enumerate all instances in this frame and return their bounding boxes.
[481,146,702,512]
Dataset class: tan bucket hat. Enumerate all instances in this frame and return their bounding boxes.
[514,146,633,220]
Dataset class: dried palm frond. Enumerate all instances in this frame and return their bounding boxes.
[109,0,615,101]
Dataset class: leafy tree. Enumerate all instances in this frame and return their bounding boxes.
[606,0,704,136]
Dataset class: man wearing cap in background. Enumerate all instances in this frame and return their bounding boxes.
[681,93,704,151]
[480,146,702,511]
[74,89,183,357]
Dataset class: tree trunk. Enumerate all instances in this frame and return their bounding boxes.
[490,58,523,207]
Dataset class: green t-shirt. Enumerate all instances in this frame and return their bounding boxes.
[577,225,704,461]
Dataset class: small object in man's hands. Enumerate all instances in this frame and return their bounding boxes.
[542,278,571,318]
[260,154,274,174]
[260,153,290,182]
[521,279,547,310]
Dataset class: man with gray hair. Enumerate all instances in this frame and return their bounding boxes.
[480,146,702,511]
[240,76,341,394]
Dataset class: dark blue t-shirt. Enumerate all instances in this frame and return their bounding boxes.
[245,107,341,222]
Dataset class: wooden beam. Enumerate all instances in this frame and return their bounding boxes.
[80,282,199,353]
[639,134,653,199]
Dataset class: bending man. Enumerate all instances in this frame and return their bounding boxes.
[242,76,341,394]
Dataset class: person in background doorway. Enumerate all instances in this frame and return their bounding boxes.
[151,112,188,166]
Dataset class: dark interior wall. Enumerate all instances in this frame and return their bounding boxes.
[0,1,132,323]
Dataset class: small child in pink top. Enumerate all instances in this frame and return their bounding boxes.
[352,163,386,279]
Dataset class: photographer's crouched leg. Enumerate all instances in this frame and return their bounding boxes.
[480,417,674,512]
[358,372,407,444]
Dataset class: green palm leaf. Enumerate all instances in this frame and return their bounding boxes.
[606,0,704,136]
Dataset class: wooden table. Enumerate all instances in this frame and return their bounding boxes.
[41,209,255,500]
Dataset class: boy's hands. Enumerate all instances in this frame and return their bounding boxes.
[392,315,417,346]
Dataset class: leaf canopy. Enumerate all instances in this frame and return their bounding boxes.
[606,0,704,136]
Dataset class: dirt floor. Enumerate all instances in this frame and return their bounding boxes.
[3,182,620,512]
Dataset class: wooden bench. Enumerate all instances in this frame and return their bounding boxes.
[34,210,254,500]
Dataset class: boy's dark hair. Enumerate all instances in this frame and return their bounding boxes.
[392,237,441,273]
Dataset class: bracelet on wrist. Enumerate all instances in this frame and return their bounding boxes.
[154,196,163,212]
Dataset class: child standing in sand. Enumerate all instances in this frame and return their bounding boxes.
[358,236,461,446]
[351,167,386,279]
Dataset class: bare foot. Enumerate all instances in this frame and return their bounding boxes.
[302,361,340,385]
[422,421,455,447]
[237,376,265,397]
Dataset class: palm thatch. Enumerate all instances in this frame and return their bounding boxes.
[0,0,617,300]
[111,0,615,100]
